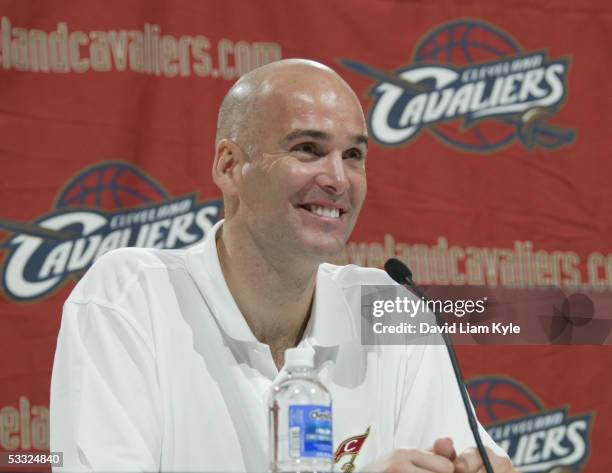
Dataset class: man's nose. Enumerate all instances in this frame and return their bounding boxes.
[317,152,349,195]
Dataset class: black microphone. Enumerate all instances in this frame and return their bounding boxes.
[384,258,495,473]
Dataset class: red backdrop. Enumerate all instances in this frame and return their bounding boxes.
[1,1,610,472]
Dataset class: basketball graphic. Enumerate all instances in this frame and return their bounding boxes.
[413,20,520,151]
[466,376,592,472]
[55,161,169,211]
[1,161,222,301]
[341,18,575,152]
[467,376,543,424]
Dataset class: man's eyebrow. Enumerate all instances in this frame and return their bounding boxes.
[280,129,331,146]
[280,129,369,148]
[352,134,369,148]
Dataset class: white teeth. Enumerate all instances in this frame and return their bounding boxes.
[308,205,340,219]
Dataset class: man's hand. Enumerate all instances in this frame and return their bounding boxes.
[360,438,518,473]
[454,446,517,473]
[361,446,455,473]
[430,437,518,473]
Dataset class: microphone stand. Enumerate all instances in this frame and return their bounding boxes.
[385,259,495,473]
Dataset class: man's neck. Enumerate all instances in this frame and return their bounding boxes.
[216,223,319,351]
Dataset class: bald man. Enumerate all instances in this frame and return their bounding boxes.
[51,59,516,473]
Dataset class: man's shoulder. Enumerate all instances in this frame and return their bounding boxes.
[319,262,397,288]
[68,246,190,303]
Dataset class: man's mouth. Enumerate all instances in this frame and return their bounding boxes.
[298,204,347,219]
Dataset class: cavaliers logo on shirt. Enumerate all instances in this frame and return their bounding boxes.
[334,427,371,472]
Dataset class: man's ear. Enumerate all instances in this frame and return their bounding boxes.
[212,139,243,194]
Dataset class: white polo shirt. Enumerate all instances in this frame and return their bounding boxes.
[50,220,503,472]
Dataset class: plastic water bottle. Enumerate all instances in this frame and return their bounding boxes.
[268,347,333,473]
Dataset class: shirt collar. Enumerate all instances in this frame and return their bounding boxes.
[186,219,357,347]
[186,219,257,343]
[303,267,358,347]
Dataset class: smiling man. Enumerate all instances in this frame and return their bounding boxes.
[51,59,517,473]
[212,59,368,370]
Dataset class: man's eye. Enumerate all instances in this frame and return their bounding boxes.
[292,143,319,155]
[343,149,363,161]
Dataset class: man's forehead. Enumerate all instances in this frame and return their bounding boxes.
[259,80,366,128]
[218,60,368,152]
[258,66,360,107]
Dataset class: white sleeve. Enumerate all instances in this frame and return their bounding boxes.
[50,298,162,472]
[393,344,507,458]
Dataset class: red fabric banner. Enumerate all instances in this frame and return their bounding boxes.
[1,1,610,471]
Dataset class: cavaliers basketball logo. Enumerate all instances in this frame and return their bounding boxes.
[341,19,575,151]
[467,376,592,472]
[0,161,222,301]
[335,427,370,473]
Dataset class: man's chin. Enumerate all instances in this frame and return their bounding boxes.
[300,236,347,261]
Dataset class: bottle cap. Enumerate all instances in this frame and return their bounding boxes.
[284,347,314,369]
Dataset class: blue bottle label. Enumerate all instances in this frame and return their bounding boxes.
[288,405,332,459]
